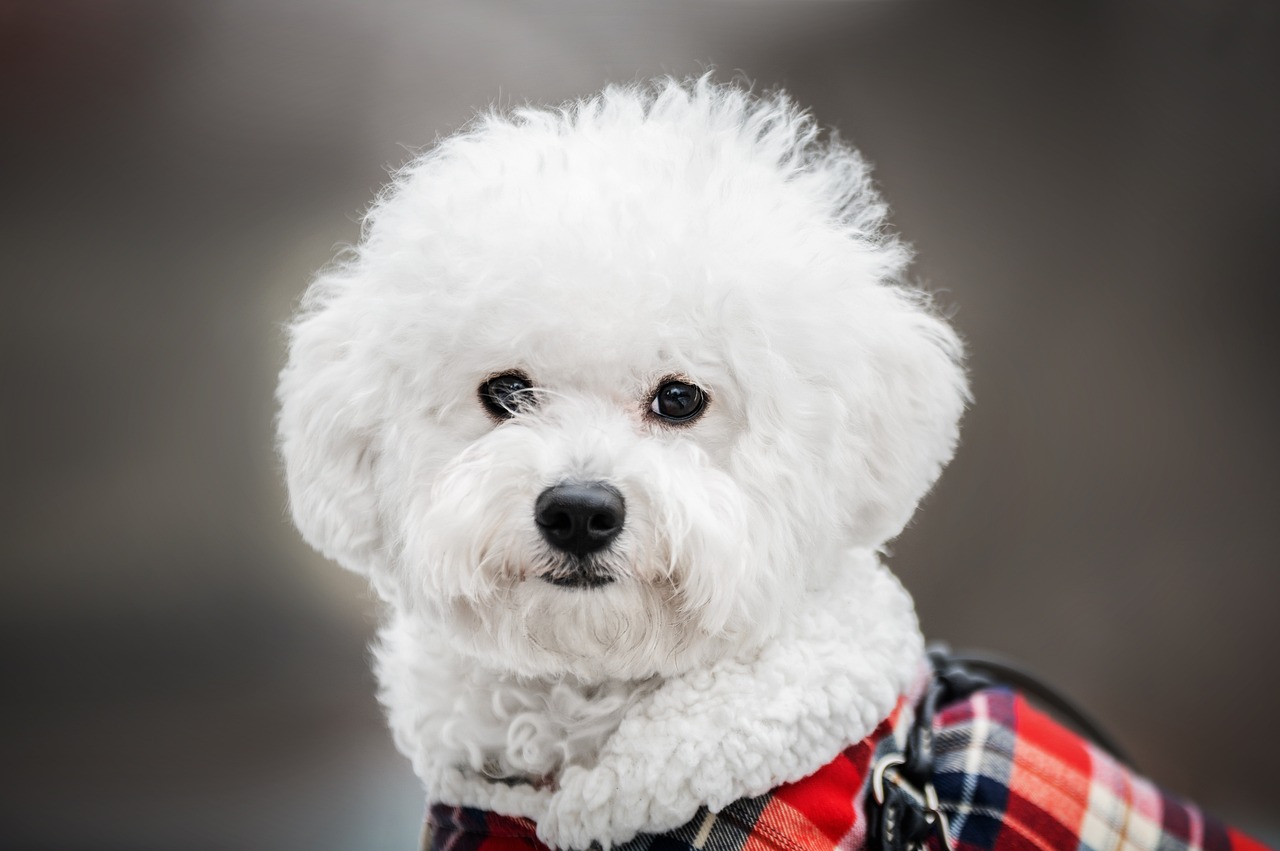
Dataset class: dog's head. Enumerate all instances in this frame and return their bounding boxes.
[277,80,967,681]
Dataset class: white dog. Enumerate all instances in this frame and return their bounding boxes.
[276,78,968,850]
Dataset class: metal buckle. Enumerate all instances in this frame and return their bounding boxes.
[870,754,954,851]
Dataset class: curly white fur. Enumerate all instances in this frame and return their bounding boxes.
[276,77,968,849]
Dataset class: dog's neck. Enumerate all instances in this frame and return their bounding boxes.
[376,550,925,831]
[439,669,660,784]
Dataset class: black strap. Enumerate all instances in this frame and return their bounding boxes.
[867,644,1133,851]
[931,647,1134,767]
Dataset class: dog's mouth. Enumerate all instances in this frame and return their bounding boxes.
[541,573,615,589]
[538,556,616,589]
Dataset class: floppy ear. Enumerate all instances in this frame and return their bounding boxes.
[276,271,385,575]
[841,287,969,549]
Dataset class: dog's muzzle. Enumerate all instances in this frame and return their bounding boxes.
[534,482,624,587]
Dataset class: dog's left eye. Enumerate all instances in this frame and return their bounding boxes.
[650,380,706,423]
[479,372,535,419]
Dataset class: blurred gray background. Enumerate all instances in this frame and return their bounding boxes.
[3,1,1277,848]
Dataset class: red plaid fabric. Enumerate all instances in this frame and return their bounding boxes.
[932,689,1268,851]
[423,689,1270,851]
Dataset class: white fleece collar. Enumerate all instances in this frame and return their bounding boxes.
[424,553,926,850]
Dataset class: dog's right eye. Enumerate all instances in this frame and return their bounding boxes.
[479,372,535,419]
[649,379,707,423]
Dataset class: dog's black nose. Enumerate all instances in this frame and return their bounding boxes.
[534,482,625,556]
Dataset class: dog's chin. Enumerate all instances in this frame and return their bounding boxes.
[433,573,735,682]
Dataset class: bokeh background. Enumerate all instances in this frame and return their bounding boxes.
[3,1,1277,848]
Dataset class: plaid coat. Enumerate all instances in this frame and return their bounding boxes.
[424,688,1270,851]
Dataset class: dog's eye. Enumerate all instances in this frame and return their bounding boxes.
[649,380,706,423]
[479,372,535,419]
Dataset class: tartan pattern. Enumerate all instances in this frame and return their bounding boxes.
[932,689,1269,851]
[424,689,1269,851]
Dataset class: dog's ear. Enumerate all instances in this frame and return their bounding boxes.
[276,270,385,575]
[840,287,969,549]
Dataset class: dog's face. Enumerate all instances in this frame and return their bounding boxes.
[277,83,967,682]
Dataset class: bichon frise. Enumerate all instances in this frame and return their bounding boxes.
[276,78,968,849]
